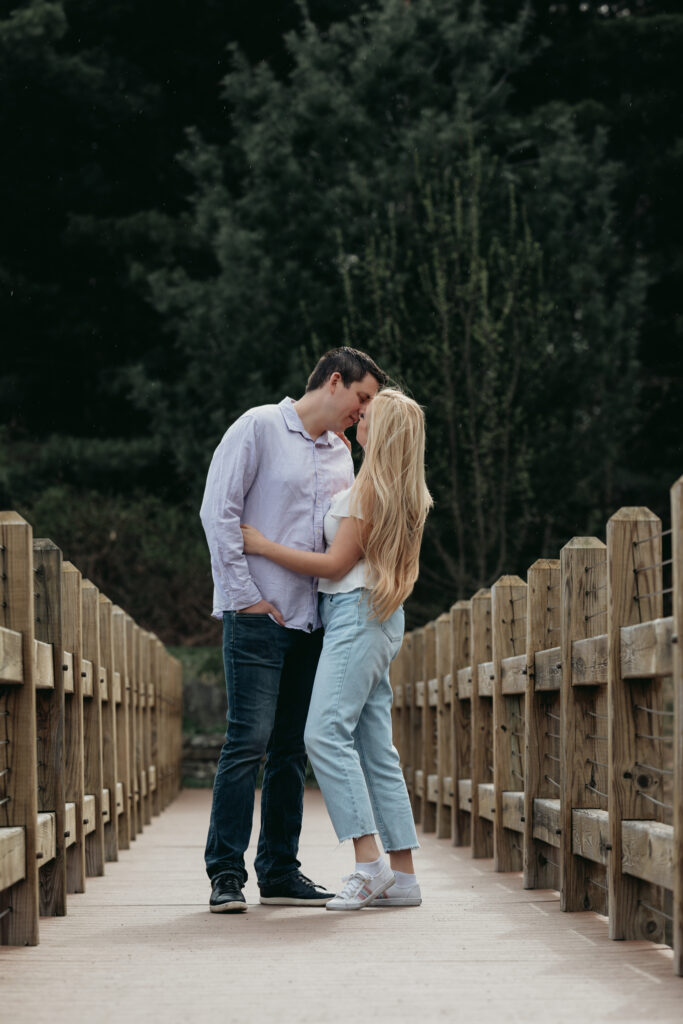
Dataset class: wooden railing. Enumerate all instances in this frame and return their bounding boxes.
[0,512,182,946]
[391,476,683,975]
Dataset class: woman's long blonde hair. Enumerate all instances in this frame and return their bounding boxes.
[350,388,433,621]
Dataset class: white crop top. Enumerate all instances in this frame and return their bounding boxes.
[317,486,370,594]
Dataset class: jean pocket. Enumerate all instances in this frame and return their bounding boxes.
[380,606,404,644]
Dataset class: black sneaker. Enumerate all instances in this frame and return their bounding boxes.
[259,871,335,906]
[209,873,247,913]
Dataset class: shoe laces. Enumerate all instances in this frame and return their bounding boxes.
[293,871,327,892]
[336,871,373,901]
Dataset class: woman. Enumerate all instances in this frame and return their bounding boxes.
[241,388,432,910]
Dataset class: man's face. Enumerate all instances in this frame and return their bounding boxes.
[328,372,379,432]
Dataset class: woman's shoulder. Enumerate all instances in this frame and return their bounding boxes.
[328,485,363,519]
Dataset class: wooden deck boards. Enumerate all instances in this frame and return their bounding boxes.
[1,789,681,1023]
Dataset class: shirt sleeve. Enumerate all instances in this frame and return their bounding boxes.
[329,486,363,520]
[199,415,263,610]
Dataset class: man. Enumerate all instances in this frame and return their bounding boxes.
[200,347,386,912]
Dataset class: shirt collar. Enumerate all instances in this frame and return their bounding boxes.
[279,397,334,447]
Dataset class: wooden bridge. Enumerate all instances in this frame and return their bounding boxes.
[389,476,683,980]
[1,477,683,1019]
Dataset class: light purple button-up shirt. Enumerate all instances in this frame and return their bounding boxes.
[200,397,354,631]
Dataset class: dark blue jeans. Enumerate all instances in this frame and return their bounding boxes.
[205,612,323,886]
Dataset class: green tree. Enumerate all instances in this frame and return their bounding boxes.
[130,0,646,621]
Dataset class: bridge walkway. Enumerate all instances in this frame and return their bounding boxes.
[0,789,680,1023]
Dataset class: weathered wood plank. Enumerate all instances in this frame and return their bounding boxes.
[83,795,96,836]
[36,812,57,865]
[620,616,673,679]
[478,783,495,822]
[501,654,526,695]
[33,640,54,690]
[571,634,608,686]
[524,559,561,892]
[492,575,527,872]
[533,798,561,849]
[607,507,666,943]
[478,661,494,697]
[0,512,39,945]
[561,537,608,917]
[62,650,74,695]
[0,826,25,891]
[457,666,472,699]
[502,791,524,834]
[621,820,674,890]
[435,614,452,838]
[450,601,472,846]
[0,626,23,684]
[470,590,493,858]
[572,808,610,866]
[64,803,76,849]
[33,537,67,918]
[421,623,437,833]
[534,647,562,691]
[458,778,472,811]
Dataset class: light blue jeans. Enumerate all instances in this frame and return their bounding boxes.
[304,589,419,851]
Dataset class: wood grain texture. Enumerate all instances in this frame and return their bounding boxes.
[81,580,104,877]
[62,562,85,895]
[571,634,608,685]
[491,575,526,873]
[0,513,39,945]
[560,538,608,916]
[421,622,437,833]
[112,608,131,850]
[620,617,674,679]
[33,538,66,919]
[450,601,471,846]
[435,614,452,839]
[607,508,665,943]
[99,595,118,863]
[0,626,22,684]
[470,590,493,858]
[524,559,561,891]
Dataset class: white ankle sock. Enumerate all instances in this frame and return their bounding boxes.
[355,856,386,877]
[391,870,417,887]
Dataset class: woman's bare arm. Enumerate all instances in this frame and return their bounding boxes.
[241,517,366,581]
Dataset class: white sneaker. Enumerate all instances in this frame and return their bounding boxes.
[325,863,395,911]
[369,881,422,907]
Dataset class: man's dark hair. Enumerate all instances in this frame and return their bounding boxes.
[305,347,387,392]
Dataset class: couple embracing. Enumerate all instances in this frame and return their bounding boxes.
[200,347,432,913]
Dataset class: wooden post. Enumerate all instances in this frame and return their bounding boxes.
[140,632,151,827]
[421,621,438,833]
[560,538,608,915]
[99,594,118,862]
[82,580,104,876]
[523,559,561,891]
[34,538,67,917]
[471,589,493,859]
[126,616,139,839]
[607,508,666,942]
[112,608,131,849]
[62,562,85,894]
[491,575,527,873]
[672,476,683,975]
[450,600,471,847]
[150,638,160,817]
[435,613,452,839]
[0,513,39,945]
[412,628,425,826]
